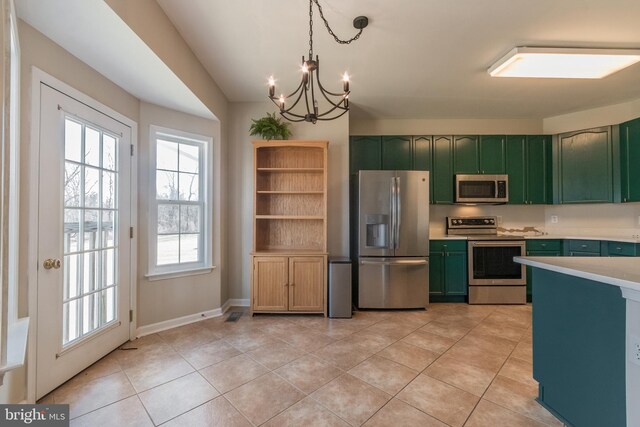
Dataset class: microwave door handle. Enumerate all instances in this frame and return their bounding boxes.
[495,181,499,199]
[396,177,401,249]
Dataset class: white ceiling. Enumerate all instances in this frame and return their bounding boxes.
[156,0,640,120]
[16,0,214,120]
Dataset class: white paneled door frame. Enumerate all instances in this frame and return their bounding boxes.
[27,68,138,402]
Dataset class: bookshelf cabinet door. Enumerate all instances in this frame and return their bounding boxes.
[288,257,324,312]
[252,257,289,311]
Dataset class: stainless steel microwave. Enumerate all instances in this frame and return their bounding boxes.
[455,174,508,204]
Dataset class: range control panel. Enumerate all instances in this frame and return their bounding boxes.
[447,216,497,235]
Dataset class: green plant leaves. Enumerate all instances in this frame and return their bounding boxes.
[249,112,292,140]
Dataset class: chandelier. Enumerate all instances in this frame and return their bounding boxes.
[267,0,368,123]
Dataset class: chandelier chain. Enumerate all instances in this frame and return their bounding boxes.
[308,0,363,59]
[309,0,314,59]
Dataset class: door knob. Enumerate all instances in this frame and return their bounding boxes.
[43,258,61,270]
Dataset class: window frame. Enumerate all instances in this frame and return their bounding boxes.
[147,125,213,279]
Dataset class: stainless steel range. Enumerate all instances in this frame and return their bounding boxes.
[447,216,526,305]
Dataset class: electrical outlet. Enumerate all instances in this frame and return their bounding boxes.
[551,215,558,224]
[631,335,640,367]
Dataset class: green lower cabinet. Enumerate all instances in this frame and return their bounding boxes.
[428,253,445,296]
[601,240,640,257]
[444,252,468,295]
[525,240,563,302]
[565,239,601,256]
[429,240,467,301]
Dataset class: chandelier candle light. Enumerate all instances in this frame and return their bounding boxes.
[267,0,368,123]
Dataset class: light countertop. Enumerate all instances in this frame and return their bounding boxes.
[430,234,640,243]
[514,256,640,293]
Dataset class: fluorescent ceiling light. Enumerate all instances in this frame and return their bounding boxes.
[488,47,640,79]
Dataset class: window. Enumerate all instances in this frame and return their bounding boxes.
[149,126,212,277]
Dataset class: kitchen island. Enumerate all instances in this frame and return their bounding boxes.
[514,256,640,427]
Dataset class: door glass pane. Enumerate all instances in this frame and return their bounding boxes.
[62,117,119,347]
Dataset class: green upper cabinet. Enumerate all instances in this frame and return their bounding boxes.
[432,136,454,204]
[381,136,412,170]
[453,135,479,173]
[556,127,613,203]
[506,135,552,204]
[453,135,505,174]
[350,136,381,175]
[413,136,432,171]
[619,118,640,203]
[413,136,433,203]
[479,135,506,174]
[527,135,552,204]
[506,135,527,204]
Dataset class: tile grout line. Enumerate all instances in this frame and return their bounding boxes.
[357,308,499,427]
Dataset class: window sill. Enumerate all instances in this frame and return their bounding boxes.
[0,317,30,386]
[145,266,216,282]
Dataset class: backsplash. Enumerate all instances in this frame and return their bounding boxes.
[430,204,545,236]
[544,202,640,237]
[430,202,640,238]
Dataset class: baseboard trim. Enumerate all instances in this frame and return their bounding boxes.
[136,308,222,337]
[225,299,250,309]
[135,299,251,337]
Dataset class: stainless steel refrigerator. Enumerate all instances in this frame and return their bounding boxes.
[356,170,430,309]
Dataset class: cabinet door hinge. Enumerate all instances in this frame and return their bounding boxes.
[130,144,134,156]
[130,227,134,238]
[129,310,133,322]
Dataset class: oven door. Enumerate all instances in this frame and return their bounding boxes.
[468,240,525,285]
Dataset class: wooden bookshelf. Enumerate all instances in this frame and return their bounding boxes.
[250,140,328,316]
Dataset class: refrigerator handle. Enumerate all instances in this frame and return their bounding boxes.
[395,176,401,249]
[389,177,396,249]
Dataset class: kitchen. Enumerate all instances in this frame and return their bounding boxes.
[2,0,640,426]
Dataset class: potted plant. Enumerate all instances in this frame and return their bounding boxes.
[249,112,292,141]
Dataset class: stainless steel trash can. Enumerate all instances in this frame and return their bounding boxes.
[328,257,352,318]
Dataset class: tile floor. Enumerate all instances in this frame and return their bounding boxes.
[39,303,564,426]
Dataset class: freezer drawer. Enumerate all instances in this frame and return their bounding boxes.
[358,257,429,309]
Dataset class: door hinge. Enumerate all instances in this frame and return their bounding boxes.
[130,227,134,238]
[130,144,134,156]
[129,310,133,322]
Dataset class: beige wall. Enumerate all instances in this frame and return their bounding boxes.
[137,102,222,326]
[350,118,543,135]
[227,102,349,300]
[105,0,231,308]
[543,98,640,134]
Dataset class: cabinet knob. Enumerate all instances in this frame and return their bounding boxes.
[581,244,587,248]
[541,243,547,247]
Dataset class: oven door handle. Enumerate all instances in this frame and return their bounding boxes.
[470,241,525,247]
[360,259,428,266]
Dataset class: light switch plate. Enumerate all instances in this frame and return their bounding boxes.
[551,215,558,224]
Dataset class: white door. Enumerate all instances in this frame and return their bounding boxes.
[36,84,132,399]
